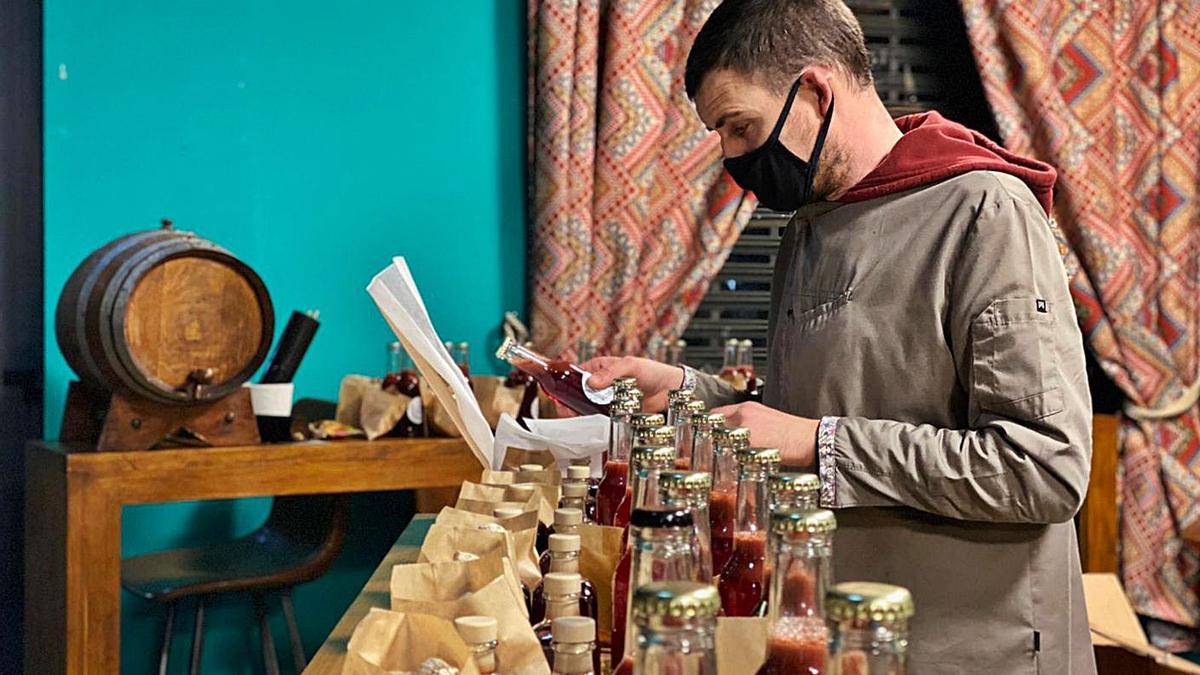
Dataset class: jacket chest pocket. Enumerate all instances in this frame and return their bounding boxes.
[786,288,853,336]
[970,297,1064,421]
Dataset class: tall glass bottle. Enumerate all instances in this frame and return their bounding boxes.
[598,398,643,526]
[613,445,676,530]
[533,573,601,674]
[629,582,720,675]
[667,338,687,366]
[611,509,697,675]
[551,616,597,675]
[456,341,471,378]
[454,616,499,675]
[718,447,780,616]
[564,465,596,521]
[688,412,725,474]
[737,339,755,380]
[560,482,591,520]
[495,337,614,416]
[659,471,715,582]
[755,509,837,673]
[665,389,694,426]
[382,341,425,437]
[768,473,821,512]
[542,507,583,573]
[826,582,914,675]
[710,427,750,574]
[719,338,741,383]
[673,400,707,468]
[532,534,598,626]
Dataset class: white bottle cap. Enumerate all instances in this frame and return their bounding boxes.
[554,508,583,526]
[520,464,545,472]
[493,506,524,519]
[562,483,589,498]
[567,466,591,480]
[543,572,582,596]
[454,615,498,644]
[548,533,582,553]
[551,616,595,644]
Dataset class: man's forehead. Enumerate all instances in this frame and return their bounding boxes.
[695,69,753,128]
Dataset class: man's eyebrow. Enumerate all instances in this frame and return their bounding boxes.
[710,112,738,132]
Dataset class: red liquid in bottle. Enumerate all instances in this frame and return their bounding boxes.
[754,567,818,618]
[613,655,634,675]
[709,490,737,574]
[757,633,827,675]
[515,358,611,417]
[611,544,633,664]
[719,531,767,617]
[675,456,692,470]
[381,370,424,437]
[613,485,634,530]
[597,460,628,526]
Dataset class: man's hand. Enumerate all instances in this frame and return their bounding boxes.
[580,356,685,414]
[712,401,819,469]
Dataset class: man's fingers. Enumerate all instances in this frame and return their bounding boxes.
[584,357,632,388]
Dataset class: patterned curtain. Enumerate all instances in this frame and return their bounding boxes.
[960,0,1200,648]
[527,0,757,358]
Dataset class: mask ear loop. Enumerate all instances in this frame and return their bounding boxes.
[765,75,807,144]
[801,94,836,204]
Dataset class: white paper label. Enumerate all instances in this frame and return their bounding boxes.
[406,396,424,425]
[580,372,614,405]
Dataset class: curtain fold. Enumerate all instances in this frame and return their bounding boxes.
[528,0,757,358]
[960,0,1200,646]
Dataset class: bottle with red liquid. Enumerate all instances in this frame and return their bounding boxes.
[534,573,602,675]
[551,616,597,675]
[768,472,821,513]
[382,341,425,437]
[718,446,780,617]
[627,582,719,675]
[673,400,706,467]
[665,389,694,427]
[456,341,471,378]
[454,616,499,675]
[659,471,715,582]
[495,337,614,416]
[688,412,725,474]
[719,338,747,389]
[531,535,598,627]
[826,582,914,675]
[611,508,697,675]
[597,404,648,526]
[737,338,756,380]
[755,508,836,674]
[541,508,583,574]
[613,445,676,531]
[505,348,541,421]
[709,427,750,575]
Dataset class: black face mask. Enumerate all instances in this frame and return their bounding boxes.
[723,77,834,212]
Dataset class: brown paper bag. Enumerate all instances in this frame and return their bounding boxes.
[335,375,376,428]
[343,608,481,675]
[419,523,542,591]
[419,378,463,438]
[482,468,562,487]
[501,448,557,470]
[469,375,528,429]
[389,555,510,603]
[716,617,768,675]
[359,387,413,440]
[433,506,542,590]
[457,482,556,525]
[578,523,625,644]
[390,559,551,675]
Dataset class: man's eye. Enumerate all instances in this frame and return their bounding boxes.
[733,124,749,138]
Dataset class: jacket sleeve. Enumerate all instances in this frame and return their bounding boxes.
[818,184,1092,524]
[692,371,745,409]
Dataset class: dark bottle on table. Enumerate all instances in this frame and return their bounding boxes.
[382,341,425,437]
[551,616,597,675]
[709,426,750,575]
[495,337,613,416]
[755,508,836,674]
[531,534,598,626]
[533,573,601,675]
[718,447,780,617]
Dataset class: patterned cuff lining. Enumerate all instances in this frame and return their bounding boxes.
[817,416,841,508]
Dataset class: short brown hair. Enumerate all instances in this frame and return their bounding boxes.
[685,0,873,99]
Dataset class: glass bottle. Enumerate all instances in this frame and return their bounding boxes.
[542,507,583,573]
[613,445,676,530]
[531,535,598,627]
[718,447,780,616]
[597,401,647,526]
[673,400,707,468]
[551,616,597,675]
[454,615,499,675]
[456,341,471,378]
[688,412,725,474]
[826,582,914,675]
[495,337,614,416]
[665,389,694,427]
[667,338,687,366]
[720,338,741,383]
[709,427,750,574]
[611,508,697,673]
[570,457,602,509]
[659,471,715,582]
[382,341,425,437]
[626,582,720,675]
[768,473,821,512]
[755,508,837,672]
[737,339,755,379]
[560,482,591,523]
[534,573,601,674]
[505,341,541,420]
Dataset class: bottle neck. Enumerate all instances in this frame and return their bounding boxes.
[713,447,739,492]
[768,532,833,624]
[674,421,694,460]
[555,523,580,537]
[691,430,714,473]
[544,591,582,621]
[666,404,685,427]
[612,417,632,461]
[551,640,595,675]
[634,618,718,675]
[549,550,581,575]
[735,468,770,533]
[631,466,666,510]
[467,641,498,675]
[832,619,909,675]
[502,341,550,371]
[560,495,587,513]
[770,492,819,514]
[630,527,696,590]
[723,342,737,368]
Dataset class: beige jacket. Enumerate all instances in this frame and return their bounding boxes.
[696,171,1095,674]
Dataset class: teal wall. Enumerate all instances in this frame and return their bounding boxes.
[43,2,525,673]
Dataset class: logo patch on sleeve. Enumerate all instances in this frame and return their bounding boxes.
[1036,299,1048,313]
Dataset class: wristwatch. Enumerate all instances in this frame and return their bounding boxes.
[678,365,698,392]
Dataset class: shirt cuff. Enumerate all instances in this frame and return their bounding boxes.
[816,416,841,508]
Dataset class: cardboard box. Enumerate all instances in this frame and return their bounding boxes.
[1085,573,1200,675]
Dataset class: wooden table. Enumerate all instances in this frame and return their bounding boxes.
[304,515,435,674]
[25,438,479,675]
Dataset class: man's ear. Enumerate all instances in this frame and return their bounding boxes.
[799,68,836,116]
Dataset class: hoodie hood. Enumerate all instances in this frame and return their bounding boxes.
[837,111,1057,215]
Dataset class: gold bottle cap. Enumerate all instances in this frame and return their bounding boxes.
[611,396,641,415]
[614,386,644,402]
[632,582,720,621]
[826,582,914,624]
[658,471,712,500]
[712,426,751,450]
[667,389,694,407]
[690,412,725,430]
[682,399,707,414]
[613,376,639,391]
[631,445,676,470]
[736,446,781,467]
[634,425,676,446]
[770,507,836,534]
[769,473,821,500]
[629,412,666,430]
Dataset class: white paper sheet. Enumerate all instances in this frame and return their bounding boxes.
[367,258,494,468]
[493,413,610,474]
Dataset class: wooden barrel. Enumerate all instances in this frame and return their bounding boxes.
[56,221,274,405]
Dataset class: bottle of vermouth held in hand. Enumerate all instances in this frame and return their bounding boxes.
[755,509,837,673]
[551,616,597,675]
[383,341,425,437]
[542,508,584,574]
[505,344,541,421]
[597,399,645,526]
[673,400,706,469]
[665,389,694,427]
[826,582,914,675]
[495,337,614,416]
[455,616,499,675]
[689,412,725,474]
[627,582,720,675]
[611,509,698,675]
[613,445,676,530]
[534,573,601,675]
[718,447,780,616]
[531,535,598,628]
[768,473,822,513]
[659,471,715,582]
[710,427,750,574]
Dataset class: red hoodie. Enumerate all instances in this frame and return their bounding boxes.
[837,111,1056,216]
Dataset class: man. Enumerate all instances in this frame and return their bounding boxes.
[583,1,1094,672]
